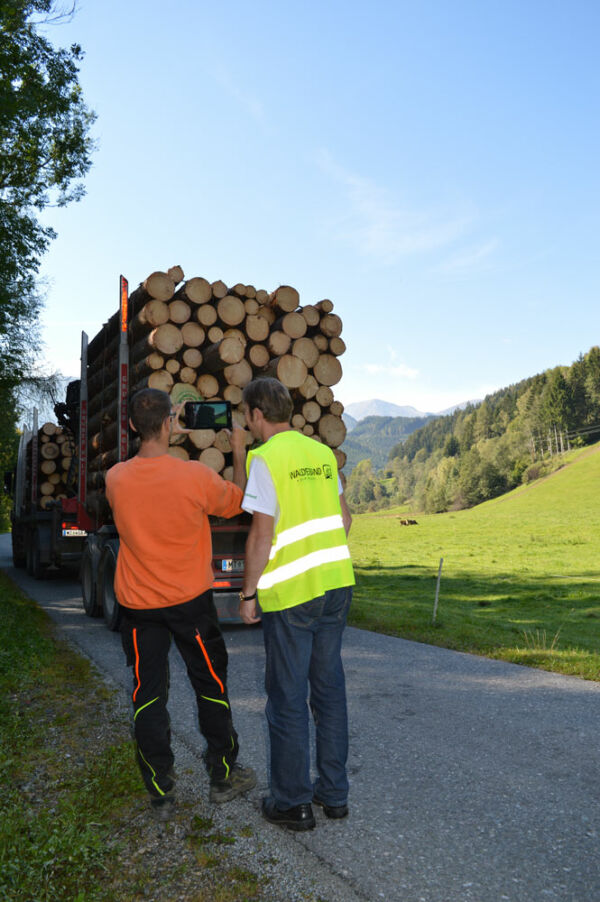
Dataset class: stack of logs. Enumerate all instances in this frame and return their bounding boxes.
[87,266,348,507]
[31,422,76,509]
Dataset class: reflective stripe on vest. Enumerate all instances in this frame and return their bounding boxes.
[247,431,354,612]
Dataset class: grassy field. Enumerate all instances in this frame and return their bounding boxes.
[348,443,600,680]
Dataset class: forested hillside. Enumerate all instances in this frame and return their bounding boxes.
[345,346,600,513]
[341,414,434,471]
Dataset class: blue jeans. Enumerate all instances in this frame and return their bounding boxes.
[261,586,352,809]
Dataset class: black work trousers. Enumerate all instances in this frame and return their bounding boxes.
[120,589,239,798]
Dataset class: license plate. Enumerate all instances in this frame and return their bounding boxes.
[62,529,87,537]
[221,559,244,572]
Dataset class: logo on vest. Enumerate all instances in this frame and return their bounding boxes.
[289,462,334,481]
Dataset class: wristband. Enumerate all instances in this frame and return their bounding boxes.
[239,591,257,602]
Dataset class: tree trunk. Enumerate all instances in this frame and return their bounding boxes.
[196,304,218,327]
[317,414,346,447]
[180,321,205,347]
[247,344,269,368]
[168,299,191,324]
[223,358,253,387]
[319,313,343,338]
[201,337,245,372]
[217,295,245,326]
[268,331,291,356]
[245,314,269,342]
[175,277,212,304]
[313,354,342,386]
[211,280,228,299]
[265,355,308,388]
[292,336,319,368]
[196,373,220,398]
[148,323,184,355]
[143,271,176,302]
[268,285,300,313]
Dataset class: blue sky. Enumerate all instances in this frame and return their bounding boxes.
[38,0,600,413]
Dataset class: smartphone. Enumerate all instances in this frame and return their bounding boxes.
[184,400,232,430]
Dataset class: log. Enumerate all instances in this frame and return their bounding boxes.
[268,285,299,313]
[315,299,334,313]
[245,314,269,342]
[200,447,225,472]
[317,414,346,448]
[268,331,291,357]
[315,385,334,407]
[223,384,243,405]
[168,446,190,460]
[179,366,197,384]
[302,424,314,436]
[202,337,245,372]
[196,305,218,327]
[300,305,320,328]
[208,326,224,343]
[247,344,270,368]
[255,305,276,326]
[182,347,203,368]
[244,298,259,315]
[170,383,201,405]
[291,413,306,429]
[313,354,342,386]
[181,321,205,347]
[333,448,347,470]
[273,311,307,339]
[319,313,343,338]
[165,358,181,375]
[329,400,344,417]
[230,283,247,297]
[313,333,328,351]
[132,370,174,393]
[302,400,321,423]
[168,299,191,324]
[292,337,319,369]
[222,328,247,347]
[217,295,245,327]
[188,429,216,450]
[213,429,231,453]
[298,374,319,399]
[40,481,55,496]
[328,336,346,356]
[167,264,184,284]
[134,300,170,330]
[197,373,219,398]
[223,358,253,387]
[40,459,57,475]
[40,442,60,460]
[143,271,176,302]
[265,355,307,389]
[245,285,256,299]
[176,277,212,304]
[255,289,269,303]
[211,280,228,299]
[148,323,184,355]
[41,422,58,436]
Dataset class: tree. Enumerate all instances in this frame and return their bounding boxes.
[0,0,95,464]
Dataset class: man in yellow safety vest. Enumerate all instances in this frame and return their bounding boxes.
[239,377,354,831]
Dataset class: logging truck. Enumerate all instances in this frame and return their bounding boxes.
[10,267,348,631]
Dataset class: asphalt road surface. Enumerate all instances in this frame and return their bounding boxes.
[2,532,599,902]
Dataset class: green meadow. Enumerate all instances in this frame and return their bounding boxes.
[348,443,600,680]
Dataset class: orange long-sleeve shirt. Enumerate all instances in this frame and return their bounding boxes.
[105,454,243,609]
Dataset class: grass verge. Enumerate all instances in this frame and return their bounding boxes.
[0,571,265,902]
[348,445,600,681]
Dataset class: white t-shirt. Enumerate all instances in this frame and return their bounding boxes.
[242,455,343,526]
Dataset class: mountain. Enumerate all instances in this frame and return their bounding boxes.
[436,399,481,416]
[344,399,429,421]
[342,412,358,433]
[342,414,435,472]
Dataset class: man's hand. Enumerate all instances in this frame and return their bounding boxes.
[239,597,261,625]
[170,401,192,435]
[228,423,248,456]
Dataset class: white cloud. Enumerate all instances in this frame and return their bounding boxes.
[316,150,471,264]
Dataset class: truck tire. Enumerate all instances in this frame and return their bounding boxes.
[81,544,102,618]
[11,526,26,568]
[26,529,45,580]
[98,542,121,631]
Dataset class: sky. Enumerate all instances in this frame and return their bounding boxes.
[36,0,600,414]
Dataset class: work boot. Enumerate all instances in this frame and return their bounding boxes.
[209,764,257,803]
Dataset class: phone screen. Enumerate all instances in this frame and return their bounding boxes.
[184,401,232,430]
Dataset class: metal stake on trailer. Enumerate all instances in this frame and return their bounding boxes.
[118,275,129,462]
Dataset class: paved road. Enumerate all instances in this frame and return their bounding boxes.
[2,532,599,902]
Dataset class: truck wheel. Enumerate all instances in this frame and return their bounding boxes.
[26,530,45,580]
[81,544,102,618]
[99,544,121,631]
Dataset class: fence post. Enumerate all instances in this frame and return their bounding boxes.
[432,557,444,625]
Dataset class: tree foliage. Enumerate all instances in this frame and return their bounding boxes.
[0,0,95,472]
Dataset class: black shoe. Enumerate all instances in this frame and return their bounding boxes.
[262,797,316,831]
[150,792,176,823]
[313,796,349,819]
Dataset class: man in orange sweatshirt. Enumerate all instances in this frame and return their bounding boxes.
[105,388,255,820]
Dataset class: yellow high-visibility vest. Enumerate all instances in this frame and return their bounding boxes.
[246,430,354,612]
